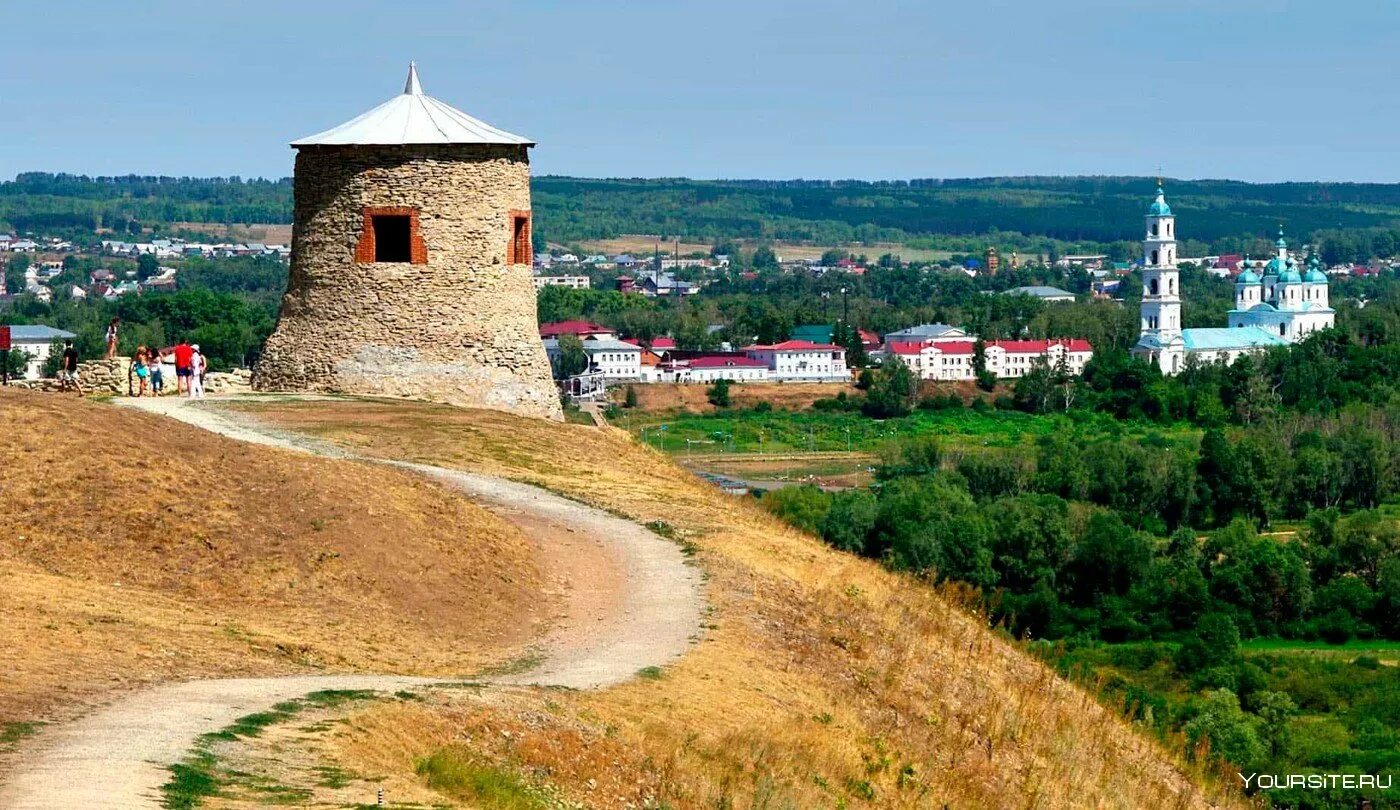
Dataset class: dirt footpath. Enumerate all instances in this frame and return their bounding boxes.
[0,396,704,810]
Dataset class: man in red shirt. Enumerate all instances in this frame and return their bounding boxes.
[173,339,194,395]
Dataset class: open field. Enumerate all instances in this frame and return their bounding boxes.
[1241,639,1400,660]
[574,235,956,263]
[621,404,1203,457]
[170,221,294,244]
[222,397,1242,809]
[0,389,546,742]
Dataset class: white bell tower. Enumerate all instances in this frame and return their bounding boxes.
[1139,183,1181,339]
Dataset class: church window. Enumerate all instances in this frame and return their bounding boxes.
[1151,250,1159,265]
[1151,223,1159,237]
[1279,323,1286,336]
[1150,278,1158,295]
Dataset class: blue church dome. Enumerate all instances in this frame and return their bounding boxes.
[1147,186,1172,216]
[1237,269,1261,284]
[1304,254,1328,283]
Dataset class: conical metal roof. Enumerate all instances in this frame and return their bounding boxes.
[291,63,534,147]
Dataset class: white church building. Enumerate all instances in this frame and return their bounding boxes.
[1131,184,1332,375]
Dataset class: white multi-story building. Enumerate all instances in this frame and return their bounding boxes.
[685,355,770,383]
[887,339,1092,381]
[533,275,590,290]
[743,340,848,382]
[541,336,642,381]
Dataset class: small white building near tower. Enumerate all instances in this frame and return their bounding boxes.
[1130,184,1326,374]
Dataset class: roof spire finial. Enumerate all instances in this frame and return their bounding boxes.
[404,61,423,95]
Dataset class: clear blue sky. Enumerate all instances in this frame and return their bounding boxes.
[4,0,1396,182]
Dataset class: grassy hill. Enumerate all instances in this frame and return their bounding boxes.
[0,389,545,732]
[220,398,1244,809]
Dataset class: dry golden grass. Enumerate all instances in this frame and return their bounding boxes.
[0,389,546,730]
[239,398,1249,810]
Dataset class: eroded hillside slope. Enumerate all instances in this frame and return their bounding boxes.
[237,398,1245,810]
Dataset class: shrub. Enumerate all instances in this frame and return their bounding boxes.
[707,378,732,407]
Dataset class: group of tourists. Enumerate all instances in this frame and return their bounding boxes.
[54,326,209,399]
[131,339,207,398]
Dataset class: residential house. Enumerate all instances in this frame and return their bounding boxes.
[542,336,641,380]
[743,340,848,382]
[636,271,697,297]
[539,320,616,340]
[532,275,590,290]
[3,324,76,379]
[1002,285,1077,303]
[882,323,974,344]
[686,355,769,382]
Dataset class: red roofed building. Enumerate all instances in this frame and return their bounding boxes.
[887,338,1092,381]
[685,354,770,382]
[621,336,676,351]
[539,320,616,339]
[743,340,848,381]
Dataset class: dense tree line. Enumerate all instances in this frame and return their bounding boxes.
[8,173,1400,263]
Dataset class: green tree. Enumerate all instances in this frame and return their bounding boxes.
[762,485,831,535]
[553,334,589,378]
[820,490,878,555]
[1183,689,1265,768]
[4,254,30,294]
[706,378,732,407]
[862,355,916,418]
[136,253,160,281]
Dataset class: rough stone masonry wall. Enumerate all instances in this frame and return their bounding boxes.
[253,144,562,421]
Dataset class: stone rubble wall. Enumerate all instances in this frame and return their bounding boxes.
[9,358,251,397]
[253,144,563,421]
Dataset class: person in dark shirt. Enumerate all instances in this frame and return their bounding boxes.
[58,340,83,396]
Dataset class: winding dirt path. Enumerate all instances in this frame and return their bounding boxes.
[0,396,705,810]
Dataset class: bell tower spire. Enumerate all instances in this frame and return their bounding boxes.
[1140,181,1181,341]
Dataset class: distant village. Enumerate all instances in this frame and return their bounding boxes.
[3,185,1396,390]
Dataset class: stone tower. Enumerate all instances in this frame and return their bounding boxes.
[254,63,562,420]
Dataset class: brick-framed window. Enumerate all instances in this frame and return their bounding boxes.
[507,210,531,265]
[355,206,427,264]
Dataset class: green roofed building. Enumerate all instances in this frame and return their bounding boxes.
[790,324,835,344]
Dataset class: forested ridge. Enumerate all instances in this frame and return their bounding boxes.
[8,173,1400,261]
